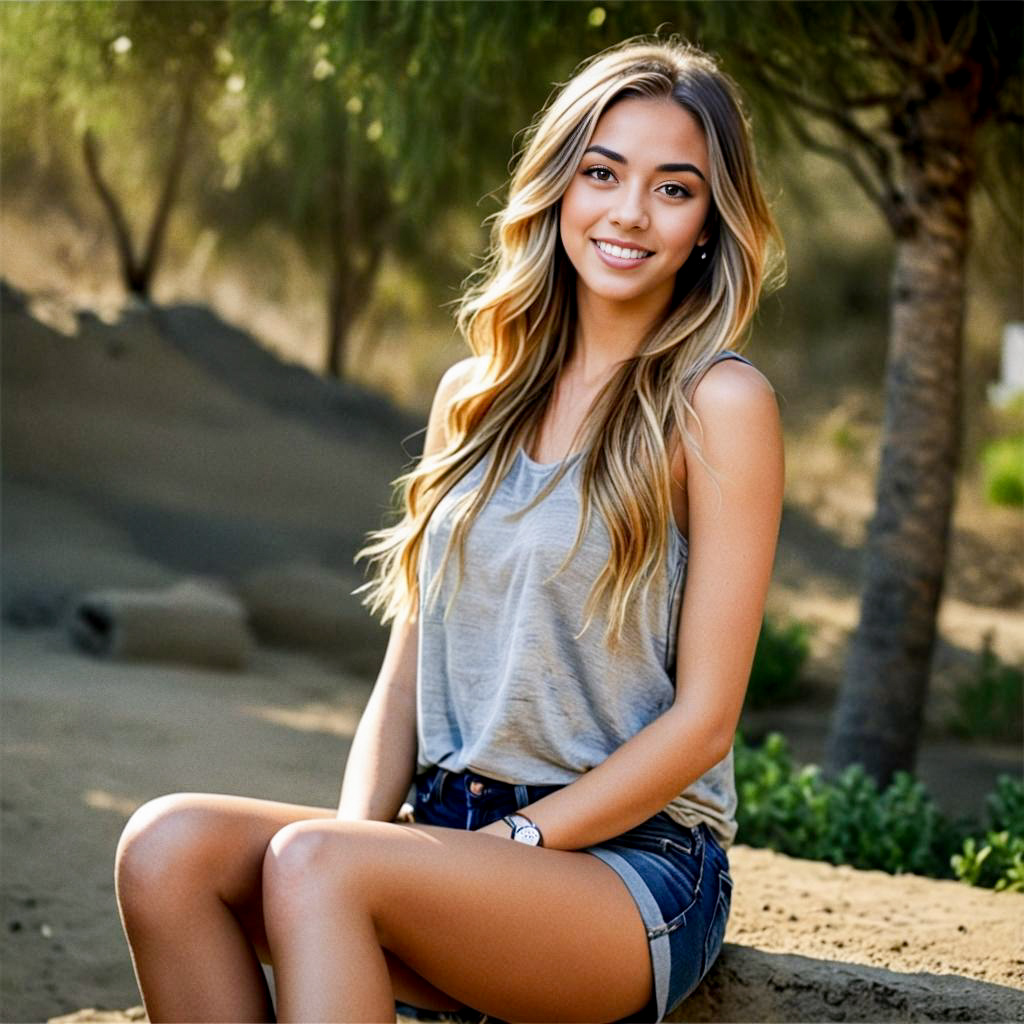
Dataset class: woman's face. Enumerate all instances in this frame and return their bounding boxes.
[559,95,712,311]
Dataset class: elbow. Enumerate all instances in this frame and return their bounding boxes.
[710,727,735,764]
[668,701,736,764]
[707,709,740,763]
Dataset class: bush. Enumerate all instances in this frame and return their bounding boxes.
[733,730,1022,890]
[986,772,1024,835]
[981,435,1024,507]
[745,615,814,709]
[950,774,1024,892]
[945,630,1024,743]
[951,831,1024,891]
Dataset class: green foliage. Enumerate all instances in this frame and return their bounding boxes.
[985,773,1024,836]
[951,831,1024,892]
[745,615,814,709]
[981,436,1024,507]
[830,422,864,455]
[733,730,1023,891]
[950,775,1024,891]
[946,631,1024,743]
[0,1,228,164]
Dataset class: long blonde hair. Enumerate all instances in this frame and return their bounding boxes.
[354,33,785,651]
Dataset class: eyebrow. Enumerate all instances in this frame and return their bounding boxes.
[583,144,707,182]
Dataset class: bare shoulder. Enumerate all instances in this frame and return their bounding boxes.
[438,354,486,397]
[690,357,778,421]
[424,355,487,458]
[671,357,781,489]
[685,356,784,484]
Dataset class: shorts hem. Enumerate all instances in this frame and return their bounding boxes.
[584,847,669,1023]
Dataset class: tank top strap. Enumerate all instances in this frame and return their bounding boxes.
[682,349,755,404]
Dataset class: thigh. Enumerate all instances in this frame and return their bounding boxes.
[584,817,733,1021]
[407,766,729,1022]
[268,817,654,1023]
[117,792,336,960]
[117,792,469,1013]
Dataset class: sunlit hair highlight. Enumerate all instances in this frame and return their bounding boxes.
[354,33,785,652]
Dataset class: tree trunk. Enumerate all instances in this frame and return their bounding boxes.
[81,71,198,300]
[135,71,198,296]
[322,132,391,380]
[823,85,979,787]
[326,267,353,380]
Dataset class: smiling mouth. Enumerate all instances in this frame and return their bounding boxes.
[592,239,654,261]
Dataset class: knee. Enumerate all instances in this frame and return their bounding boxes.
[115,793,216,912]
[261,821,362,912]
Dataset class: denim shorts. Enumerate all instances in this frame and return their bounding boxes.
[410,763,733,1023]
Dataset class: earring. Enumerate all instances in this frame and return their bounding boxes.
[700,247,708,260]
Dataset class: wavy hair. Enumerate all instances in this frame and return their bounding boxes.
[354,33,785,652]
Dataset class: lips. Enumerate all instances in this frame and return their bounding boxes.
[592,238,654,255]
[591,238,654,269]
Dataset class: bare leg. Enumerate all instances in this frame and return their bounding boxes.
[262,818,653,1024]
[115,793,468,1023]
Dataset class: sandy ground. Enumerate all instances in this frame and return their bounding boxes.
[4,616,1022,1023]
[2,276,1023,1022]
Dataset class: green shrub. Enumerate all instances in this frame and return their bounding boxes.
[733,730,1022,890]
[745,616,814,709]
[950,774,1024,892]
[951,830,1024,891]
[981,435,1024,507]
[985,773,1024,835]
[946,631,1024,743]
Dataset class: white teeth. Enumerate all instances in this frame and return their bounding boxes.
[595,240,651,260]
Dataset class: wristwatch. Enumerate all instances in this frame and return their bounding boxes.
[502,813,544,847]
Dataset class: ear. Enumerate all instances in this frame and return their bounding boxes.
[696,216,714,249]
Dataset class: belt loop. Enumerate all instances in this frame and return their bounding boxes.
[514,784,530,809]
[436,767,449,802]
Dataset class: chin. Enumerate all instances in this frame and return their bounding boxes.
[581,273,672,305]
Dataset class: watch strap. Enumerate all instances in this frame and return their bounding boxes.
[502,813,543,846]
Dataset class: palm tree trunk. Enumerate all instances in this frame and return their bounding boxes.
[824,86,978,786]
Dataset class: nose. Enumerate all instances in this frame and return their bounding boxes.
[610,182,649,232]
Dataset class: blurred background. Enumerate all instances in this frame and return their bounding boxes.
[1,2,1021,1021]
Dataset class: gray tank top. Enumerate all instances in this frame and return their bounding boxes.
[416,349,756,850]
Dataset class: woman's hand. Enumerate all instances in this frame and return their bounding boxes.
[392,802,416,824]
[475,818,512,839]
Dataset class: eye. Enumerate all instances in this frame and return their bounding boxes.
[583,165,693,200]
[582,165,615,183]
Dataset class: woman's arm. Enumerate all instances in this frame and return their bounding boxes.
[477,358,785,848]
[336,356,482,822]
[336,608,419,822]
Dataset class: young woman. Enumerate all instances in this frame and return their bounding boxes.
[115,35,785,1024]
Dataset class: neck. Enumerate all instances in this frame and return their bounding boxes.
[569,279,672,386]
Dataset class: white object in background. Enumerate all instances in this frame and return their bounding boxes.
[988,322,1024,408]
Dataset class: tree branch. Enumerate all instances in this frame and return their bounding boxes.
[139,68,199,293]
[82,128,139,291]
[911,1,939,68]
[771,93,908,234]
[931,2,979,78]
[739,48,901,203]
[853,1,926,72]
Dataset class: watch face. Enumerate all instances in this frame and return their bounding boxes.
[514,825,541,846]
